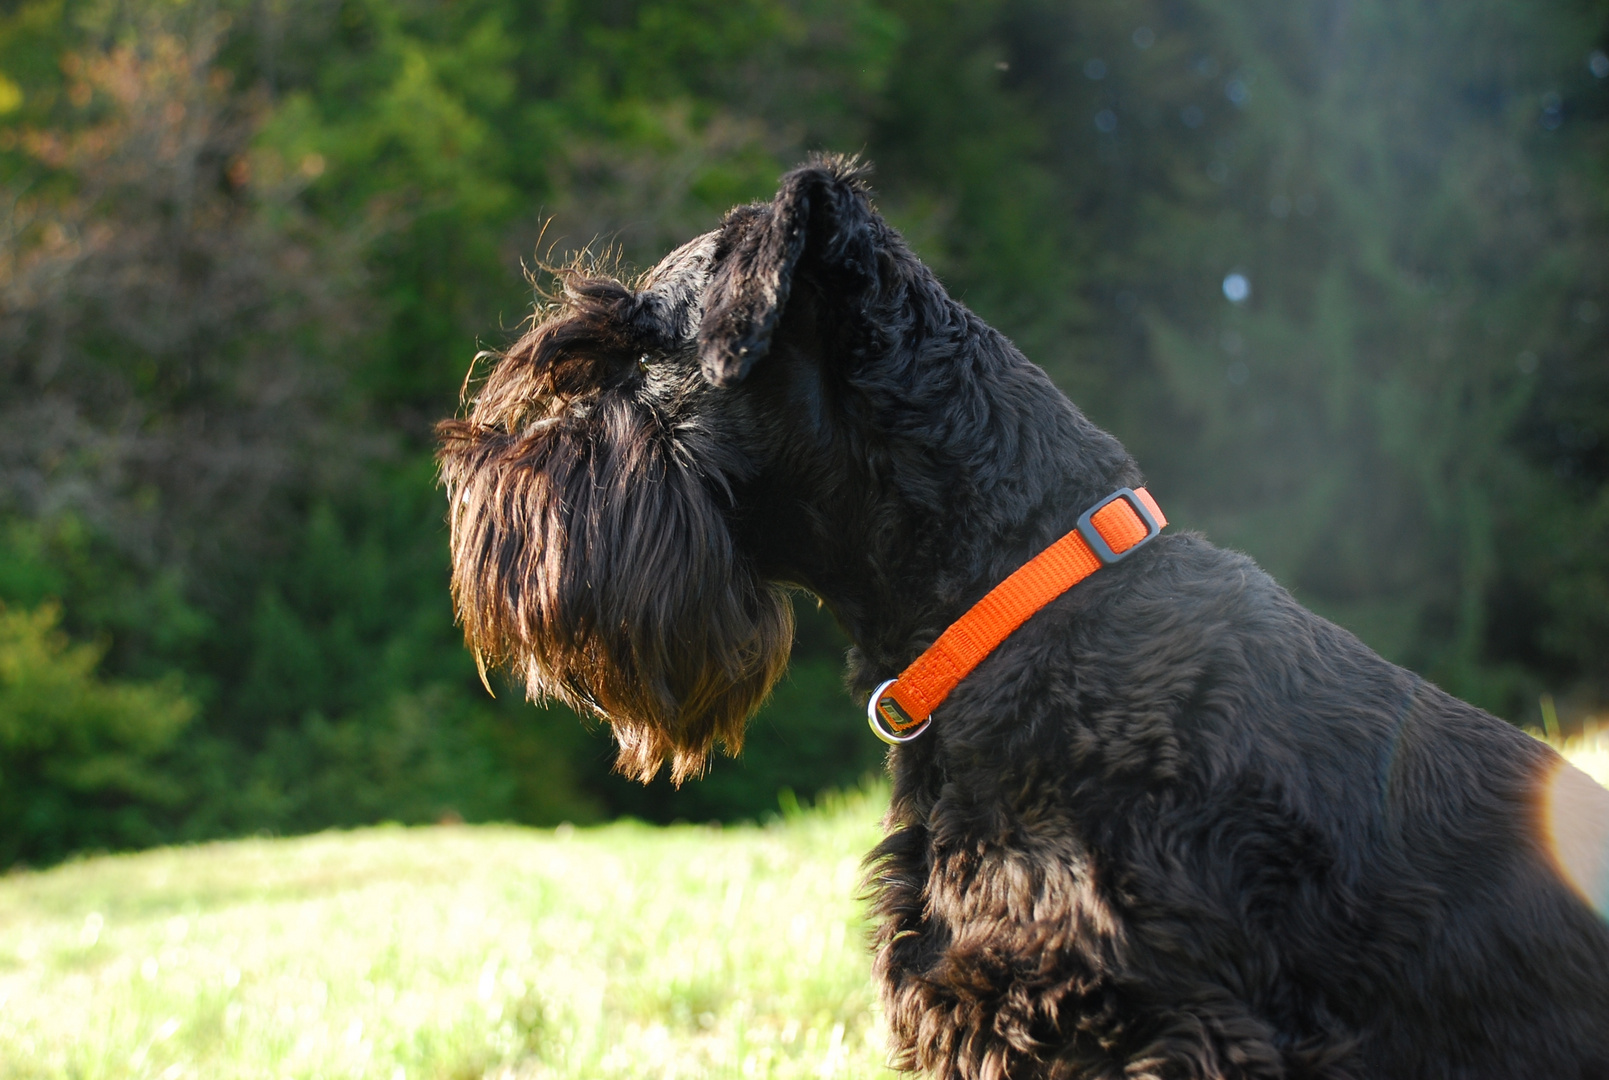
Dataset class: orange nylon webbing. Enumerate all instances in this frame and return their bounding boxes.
[881,487,1165,730]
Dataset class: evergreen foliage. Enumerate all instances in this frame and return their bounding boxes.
[0,0,1603,864]
[0,600,193,865]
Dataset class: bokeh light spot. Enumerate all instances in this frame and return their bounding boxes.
[1223,273,1250,303]
[1541,92,1564,131]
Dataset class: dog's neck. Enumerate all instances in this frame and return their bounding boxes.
[742,302,1141,684]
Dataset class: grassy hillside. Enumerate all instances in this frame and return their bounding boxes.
[3,735,1606,1080]
[0,788,897,1080]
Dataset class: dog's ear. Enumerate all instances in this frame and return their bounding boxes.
[698,158,879,387]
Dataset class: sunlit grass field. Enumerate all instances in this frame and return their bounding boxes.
[0,788,899,1080]
[4,737,1607,1080]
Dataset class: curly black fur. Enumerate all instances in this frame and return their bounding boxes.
[439,158,1609,1078]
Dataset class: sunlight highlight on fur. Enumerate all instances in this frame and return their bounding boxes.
[1539,748,1609,919]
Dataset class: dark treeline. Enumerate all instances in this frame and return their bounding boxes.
[0,0,1604,866]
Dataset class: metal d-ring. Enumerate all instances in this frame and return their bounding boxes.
[867,678,932,745]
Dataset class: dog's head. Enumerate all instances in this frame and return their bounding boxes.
[436,157,907,783]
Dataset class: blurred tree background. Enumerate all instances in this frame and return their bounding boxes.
[0,0,1604,865]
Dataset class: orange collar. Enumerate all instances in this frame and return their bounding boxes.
[867,487,1167,744]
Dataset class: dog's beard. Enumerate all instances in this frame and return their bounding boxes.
[438,391,792,784]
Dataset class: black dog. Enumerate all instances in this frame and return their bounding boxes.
[438,158,1609,1078]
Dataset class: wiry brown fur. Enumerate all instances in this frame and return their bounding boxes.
[437,271,792,783]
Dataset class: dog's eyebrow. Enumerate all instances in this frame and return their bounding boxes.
[633,230,720,341]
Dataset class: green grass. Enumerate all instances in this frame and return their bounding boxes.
[5,739,1606,1080]
[0,787,900,1080]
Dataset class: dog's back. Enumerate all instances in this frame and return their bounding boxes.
[875,533,1609,1078]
